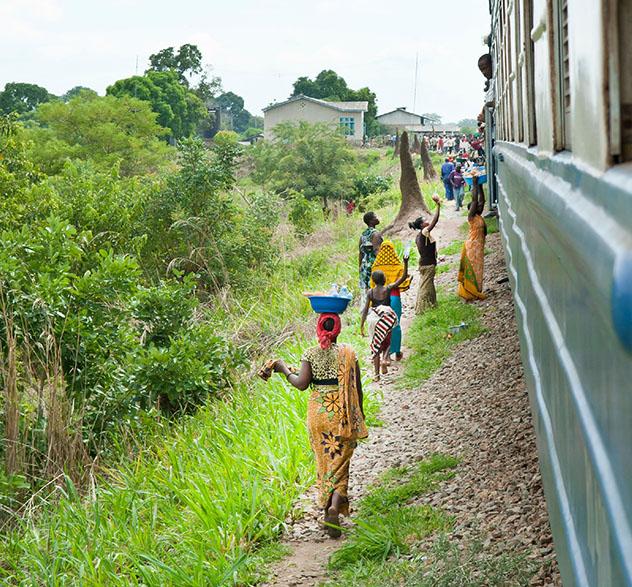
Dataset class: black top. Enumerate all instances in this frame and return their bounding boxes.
[416,231,437,266]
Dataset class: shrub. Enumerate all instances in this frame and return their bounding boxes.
[288,191,320,238]
[352,174,391,199]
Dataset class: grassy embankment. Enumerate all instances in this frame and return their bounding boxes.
[325,291,537,586]
[0,150,402,585]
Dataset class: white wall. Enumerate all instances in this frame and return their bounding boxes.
[264,99,365,143]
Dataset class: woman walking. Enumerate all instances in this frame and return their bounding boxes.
[369,240,411,361]
[458,175,487,300]
[358,211,383,304]
[260,313,367,537]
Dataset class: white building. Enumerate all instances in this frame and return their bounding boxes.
[263,95,368,144]
[376,108,437,133]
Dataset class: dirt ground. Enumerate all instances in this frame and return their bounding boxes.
[262,206,560,587]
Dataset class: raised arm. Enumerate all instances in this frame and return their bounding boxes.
[390,257,410,289]
[427,195,441,232]
[274,359,312,391]
[476,182,486,214]
[468,179,480,220]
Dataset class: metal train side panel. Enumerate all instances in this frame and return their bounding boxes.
[494,141,632,587]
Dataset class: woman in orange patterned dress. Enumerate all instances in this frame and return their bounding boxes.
[265,313,367,537]
[458,175,488,300]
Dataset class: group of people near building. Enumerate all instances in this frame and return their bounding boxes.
[429,133,484,158]
[259,175,488,538]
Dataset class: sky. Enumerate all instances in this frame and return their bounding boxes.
[0,0,491,123]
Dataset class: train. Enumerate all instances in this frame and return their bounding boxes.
[484,0,632,585]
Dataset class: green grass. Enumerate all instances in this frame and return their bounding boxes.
[326,455,458,583]
[401,289,484,388]
[326,536,539,587]
[439,240,464,256]
[0,150,403,585]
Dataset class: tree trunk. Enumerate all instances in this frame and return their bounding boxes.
[420,138,437,180]
[383,131,430,236]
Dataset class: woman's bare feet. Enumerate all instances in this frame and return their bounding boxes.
[396,352,404,361]
[324,506,341,538]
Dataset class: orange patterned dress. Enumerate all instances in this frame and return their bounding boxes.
[302,344,367,514]
[458,214,487,300]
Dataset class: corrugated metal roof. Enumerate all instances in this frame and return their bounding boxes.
[263,94,368,113]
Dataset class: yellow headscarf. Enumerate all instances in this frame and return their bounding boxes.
[370,240,412,291]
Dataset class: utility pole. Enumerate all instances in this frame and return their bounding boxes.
[412,52,419,113]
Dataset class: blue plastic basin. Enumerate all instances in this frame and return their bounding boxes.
[306,295,351,314]
[465,168,487,186]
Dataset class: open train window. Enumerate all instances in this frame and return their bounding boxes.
[523,0,537,146]
[553,0,571,150]
[609,0,632,162]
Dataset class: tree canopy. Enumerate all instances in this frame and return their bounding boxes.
[107,70,207,139]
[252,121,355,208]
[0,82,56,115]
[26,93,172,176]
[147,44,203,85]
[214,91,256,134]
[291,70,379,136]
[62,86,98,102]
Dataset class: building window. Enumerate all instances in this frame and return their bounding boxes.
[339,116,355,136]
[554,0,571,150]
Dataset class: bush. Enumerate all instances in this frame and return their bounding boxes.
[352,174,391,199]
[137,324,244,413]
[288,191,320,238]
[251,121,355,209]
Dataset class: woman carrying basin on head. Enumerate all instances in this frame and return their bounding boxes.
[259,312,367,538]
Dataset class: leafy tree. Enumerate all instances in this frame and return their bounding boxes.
[215,91,252,133]
[107,70,207,139]
[291,70,378,136]
[144,137,278,290]
[458,118,478,134]
[0,82,55,115]
[26,93,172,176]
[147,44,203,84]
[252,121,355,208]
[62,86,98,102]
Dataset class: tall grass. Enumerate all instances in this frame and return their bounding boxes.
[0,192,396,585]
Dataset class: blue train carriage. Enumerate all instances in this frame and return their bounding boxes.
[485,0,632,585]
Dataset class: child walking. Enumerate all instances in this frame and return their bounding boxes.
[360,257,409,380]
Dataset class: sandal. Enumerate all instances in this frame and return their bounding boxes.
[324,507,342,538]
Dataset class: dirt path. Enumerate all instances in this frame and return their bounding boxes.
[263,206,560,586]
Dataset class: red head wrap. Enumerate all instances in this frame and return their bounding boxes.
[316,313,341,349]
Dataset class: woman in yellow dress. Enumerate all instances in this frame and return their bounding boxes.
[458,175,488,300]
[261,313,367,537]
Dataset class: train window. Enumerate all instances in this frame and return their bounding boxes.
[553,0,571,150]
[523,0,537,145]
[618,0,632,161]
